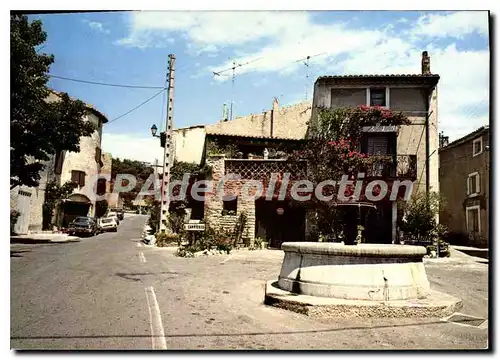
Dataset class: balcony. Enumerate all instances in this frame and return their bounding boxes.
[364,154,417,178]
[224,159,307,181]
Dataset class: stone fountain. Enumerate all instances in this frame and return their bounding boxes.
[264,242,462,318]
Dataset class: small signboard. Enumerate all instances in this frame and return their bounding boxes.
[184,223,206,231]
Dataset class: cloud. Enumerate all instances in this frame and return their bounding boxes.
[411,11,489,38]
[83,19,110,34]
[116,11,489,142]
[102,132,164,163]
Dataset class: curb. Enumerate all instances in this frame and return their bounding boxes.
[264,280,463,319]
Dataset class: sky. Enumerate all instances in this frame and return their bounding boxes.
[32,10,490,163]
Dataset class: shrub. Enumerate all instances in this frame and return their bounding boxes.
[156,232,180,247]
[10,209,20,235]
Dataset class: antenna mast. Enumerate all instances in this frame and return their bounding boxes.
[212,57,263,120]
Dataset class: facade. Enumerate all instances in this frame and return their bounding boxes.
[439,126,490,248]
[310,52,439,243]
[185,51,440,247]
[10,92,110,233]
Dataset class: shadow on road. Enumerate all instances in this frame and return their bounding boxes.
[10,250,31,258]
[115,272,180,282]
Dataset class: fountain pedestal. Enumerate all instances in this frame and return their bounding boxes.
[265,242,463,318]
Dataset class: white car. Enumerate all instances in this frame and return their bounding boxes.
[106,211,120,225]
[99,217,118,232]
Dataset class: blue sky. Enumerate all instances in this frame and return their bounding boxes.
[32,11,489,162]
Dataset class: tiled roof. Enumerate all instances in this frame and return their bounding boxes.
[205,131,304,141]
[439,125,490,152]
[49,90,109,123]
[316,74,440,86]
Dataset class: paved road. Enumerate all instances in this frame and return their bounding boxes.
[11,215,489,350]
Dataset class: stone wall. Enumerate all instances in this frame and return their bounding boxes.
[205,100,311,140]
[204,155,256,245]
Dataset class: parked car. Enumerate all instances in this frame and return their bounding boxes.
[99,216,118,232]
[68,216,100,237]
[106,211,120,225]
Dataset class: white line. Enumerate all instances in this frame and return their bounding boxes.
[144,286,167,350]
[139,252,147,263]
[137,242,144,247]
[219,255,234,265]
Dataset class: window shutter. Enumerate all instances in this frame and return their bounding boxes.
[71,170,79,184]
[79,172,86,187]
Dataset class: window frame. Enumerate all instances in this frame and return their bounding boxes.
[71,170,86,188]
[465,205,481,234]
[472,137,483,157]
[222,196,238,215]
[367,87,390,108]
[467,172,480,197]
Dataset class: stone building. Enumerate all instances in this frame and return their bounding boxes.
[310,51,440,244]
[439,126,490,248]
[10,91,110,233]
[183,51,440,247]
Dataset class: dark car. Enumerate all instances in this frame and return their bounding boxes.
[68,216,100,237]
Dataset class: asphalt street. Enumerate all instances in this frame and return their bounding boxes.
[11,214,489,350]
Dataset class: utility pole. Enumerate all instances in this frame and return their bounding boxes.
[159,54,176,233]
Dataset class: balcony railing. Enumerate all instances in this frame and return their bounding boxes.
[365,154,417,178]
[224,159,307,180]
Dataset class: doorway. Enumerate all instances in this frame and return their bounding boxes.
[255,198,305,249]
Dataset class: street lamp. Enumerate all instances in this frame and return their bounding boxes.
[151,124,158,137]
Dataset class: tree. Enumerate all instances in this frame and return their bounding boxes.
[11,14,95,190]
[110,157,154,207]
[42,180,78,230]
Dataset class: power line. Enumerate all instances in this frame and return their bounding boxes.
[48,74,165,89]
[106,88,167,125]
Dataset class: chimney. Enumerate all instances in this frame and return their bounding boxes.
[271,97,279,138]
[222,103,228,121]
[421,51,431,75]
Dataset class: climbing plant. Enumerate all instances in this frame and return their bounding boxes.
[42,180,78,230]
[290,105,411,241]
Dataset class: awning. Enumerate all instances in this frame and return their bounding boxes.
[361,125,398,133]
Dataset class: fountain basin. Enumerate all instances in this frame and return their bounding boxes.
[277,242,430,301]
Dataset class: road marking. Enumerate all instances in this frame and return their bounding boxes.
[137,242,144,248]
[144,286,167,350]
[220,255,234,265]
[139,252,147,263]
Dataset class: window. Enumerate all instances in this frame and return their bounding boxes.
[96,178,106,195]
[222,196,237,215]
[473,137,483,157]
[71,170,86,188]
[95,147,102,163]
[54,150,65,175]
[370,88,386,107]
[466,206,480,234]
[467,172,480,196]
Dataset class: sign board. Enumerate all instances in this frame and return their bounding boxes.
[184,223,206,231]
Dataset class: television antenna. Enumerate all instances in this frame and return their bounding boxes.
[212,57,262,120]
[294,52,327,100]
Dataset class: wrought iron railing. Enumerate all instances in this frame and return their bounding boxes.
[224,159,308,180]
[365,154,417,178]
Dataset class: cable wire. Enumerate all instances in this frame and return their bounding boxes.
[48,74,165,89]
[106,88,167,125]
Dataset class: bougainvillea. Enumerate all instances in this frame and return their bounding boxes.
[290,105,411,241]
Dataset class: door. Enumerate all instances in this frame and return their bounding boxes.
[367,136,389,176]
[15,190,32,235]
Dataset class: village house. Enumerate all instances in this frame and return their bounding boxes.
[169,51,439,248]
[438,126,490,248]
[10,91,112,234]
